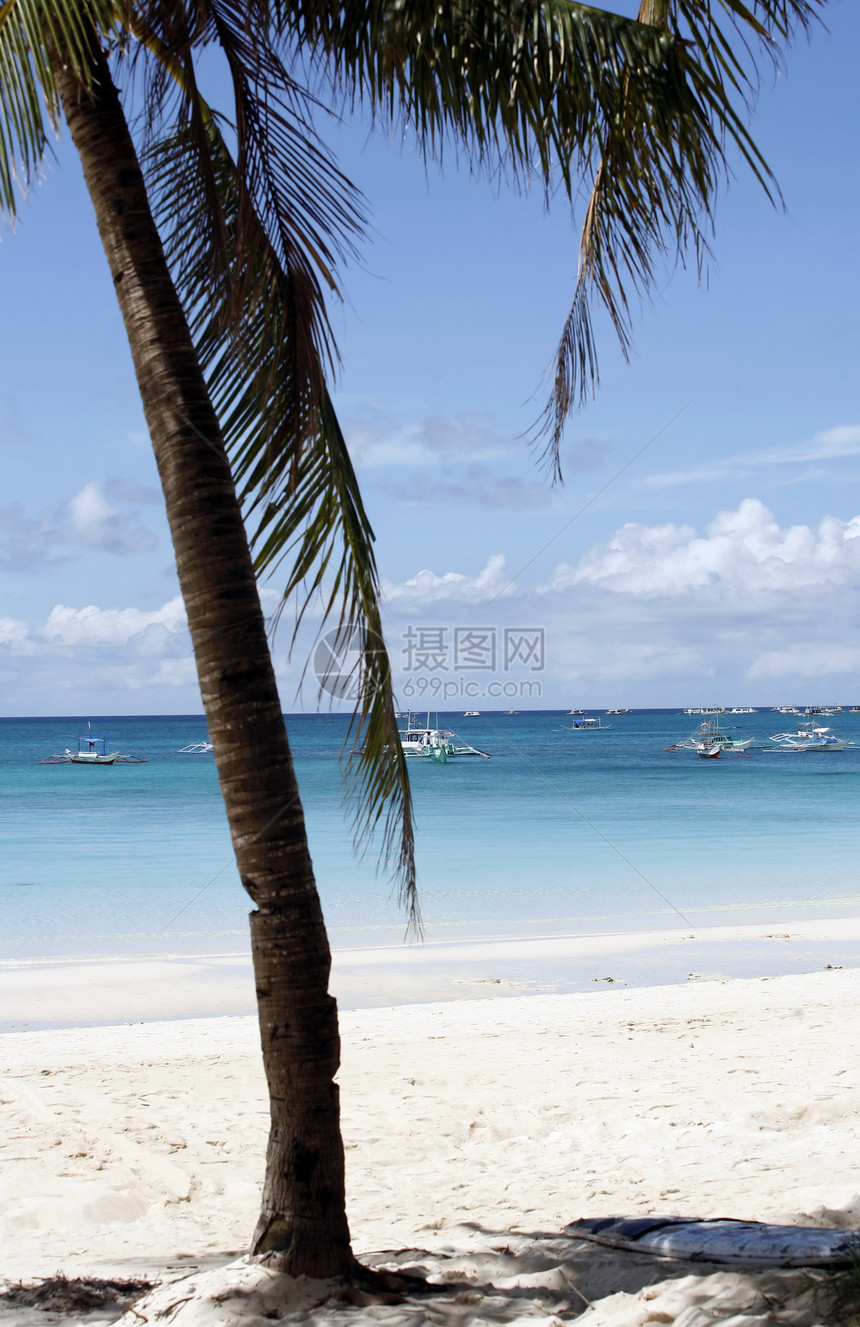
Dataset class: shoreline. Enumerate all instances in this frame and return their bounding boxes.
[2,914,860,1031]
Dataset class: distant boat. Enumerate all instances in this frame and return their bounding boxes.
[397,713,490,761]
[768,721,853,753]
[37,722,147,765]
[463,710,481,717]
[68,730,119,765]
[568,715,612,731]
[567,708,586,715]
[730,707,757,714]
[178,741,214,753]
[667,719,755,758]
[606,708,631,715]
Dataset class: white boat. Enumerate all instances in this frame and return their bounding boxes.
[768,721,853,752]
[398,713,490,762]
[667,719,755,758]
[178,741,214,753]
[38,722,147,765]
[568,715,612,730]
[683,706,726,715]
[606,708,631,715]
[68,730,119,764]
[730,706,757,714]
[463,710,481,717]
[567,708,586,715]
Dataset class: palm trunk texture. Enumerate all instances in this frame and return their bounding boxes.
[52,43,355,1279]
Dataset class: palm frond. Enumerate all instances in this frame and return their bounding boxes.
[145,114,418,926]
[0,0,122,219]
[282,0,822,472]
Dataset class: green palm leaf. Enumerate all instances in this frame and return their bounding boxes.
[282,0,822,472]
[144,109,419,923]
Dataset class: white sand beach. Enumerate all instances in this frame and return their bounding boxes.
[2,925,860,1325]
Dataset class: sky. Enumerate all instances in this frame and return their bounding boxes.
[1,1,859,715]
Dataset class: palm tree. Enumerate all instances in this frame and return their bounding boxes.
[0,0,821,1285]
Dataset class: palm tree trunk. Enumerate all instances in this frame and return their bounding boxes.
[51,41,355,1279]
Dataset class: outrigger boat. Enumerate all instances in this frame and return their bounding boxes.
[38,722,147,765]
[398,712,490,762]
[666,719,755,759]
[567,715,612,730]
[767,721,853,752]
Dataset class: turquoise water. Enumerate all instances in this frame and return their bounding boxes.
[2,711,859,961]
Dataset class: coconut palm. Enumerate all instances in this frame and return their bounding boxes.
[0,0,821,1284]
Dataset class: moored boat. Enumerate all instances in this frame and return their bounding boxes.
[768,721,853,752]
[398,713,490,761]
[667,718,755,757]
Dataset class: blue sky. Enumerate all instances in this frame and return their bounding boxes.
[1,1,859,714]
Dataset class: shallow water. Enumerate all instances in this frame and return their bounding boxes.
[2,710,859,960]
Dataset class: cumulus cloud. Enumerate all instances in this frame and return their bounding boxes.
[0,480,159,570]
[382,554,512,604]
[550,499,860,598]
[0,596,198,710]
[39,597,187,648]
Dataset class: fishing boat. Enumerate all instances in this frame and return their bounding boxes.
[37,723,147,765]
[568,715,612,730]
[666,719,755,758]
[768,721,853,752]
[398,713,490,762]
[68,730,119,764]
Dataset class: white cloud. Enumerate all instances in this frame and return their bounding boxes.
[550,499,860,598]
[643,423,860,489]
[382,554,511,604]
[0,616,30,650]
[0,480,159,570]
[39,597,187,647]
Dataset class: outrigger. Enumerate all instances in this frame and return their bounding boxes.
[397,712,490,762]
[666,718,755,759]
[38,722,147,765]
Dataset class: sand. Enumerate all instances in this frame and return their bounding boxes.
[2,926,859,1325]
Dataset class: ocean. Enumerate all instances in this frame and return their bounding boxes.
[2,710,859,963]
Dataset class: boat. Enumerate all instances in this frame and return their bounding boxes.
[178,741,214,754]
[398,713,490,761]
[68,730,119,764]
[730,706,757,714]
[683,706,725,715]
[568,715,612,730]
[606,708,631,715]
[38,722,148,765]
[768,721,853,752]
[566,708,586,715]
[667,719,755,758]
[463,710,481,717]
